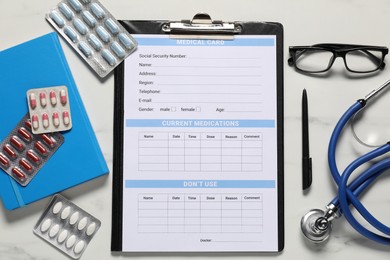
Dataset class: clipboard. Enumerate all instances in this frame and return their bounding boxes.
[111,13,284,252]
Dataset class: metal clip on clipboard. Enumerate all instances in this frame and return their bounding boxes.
[162,13,241,40]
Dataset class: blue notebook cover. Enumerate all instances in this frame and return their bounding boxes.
[0,32,109,210]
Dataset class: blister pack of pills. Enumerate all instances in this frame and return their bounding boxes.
[46,0,137,78]
[27,86,72,134]
[33,194,101,259]
[0,114,64,186]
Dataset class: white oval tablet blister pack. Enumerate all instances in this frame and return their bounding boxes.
[27,86,72,135]
[33,194,101,259]
[46,0,137,78]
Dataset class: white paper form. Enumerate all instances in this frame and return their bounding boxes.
[122,35,279,252]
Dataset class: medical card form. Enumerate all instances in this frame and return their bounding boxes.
[115,32,283,252]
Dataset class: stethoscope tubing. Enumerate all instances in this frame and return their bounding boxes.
[327,100,390,244]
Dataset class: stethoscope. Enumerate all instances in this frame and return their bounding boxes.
[301,79,390,245]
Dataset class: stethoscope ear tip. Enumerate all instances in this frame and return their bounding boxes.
[301,209,332,243]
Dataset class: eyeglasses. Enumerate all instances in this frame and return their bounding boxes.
[288,44,388,73]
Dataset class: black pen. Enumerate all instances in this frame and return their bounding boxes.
[302,89,312,190]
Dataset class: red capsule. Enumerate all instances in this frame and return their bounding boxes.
[18,127,32,142]
[25,120,32,129]
[63,111,70,126]
[0,153,9,167]
[3,144,17,159]
[26,150,41,164]
[60,89,67,105]
[41,134,56,148]
[40,92,47,107]
[19,159,33,172]
[34,141,48,155]
[29,93,37,109]
[50,91,57,106]
[12,167,26,180]
[42,113,49,129]
[10,136,25,151]
[32,115,39,130]
[52,112,60,127]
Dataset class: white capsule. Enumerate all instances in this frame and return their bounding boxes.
[86,222,97,236]
[49,224,60,238]
[61,206,71,220]
[52,201,63,214]
[69,211,79,225]
[57,229,68,244]
[66,235,77,248]
[74,240,85,254]
[40,218,52,233]
[77,216,88,230]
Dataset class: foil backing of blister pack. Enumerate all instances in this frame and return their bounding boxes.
[46,0,137,78]
[33,194,101,259]
[0,114,64,186]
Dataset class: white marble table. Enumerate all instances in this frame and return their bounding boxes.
[1,0,390,259]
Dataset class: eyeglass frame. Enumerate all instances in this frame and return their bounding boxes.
[288,43,389,73]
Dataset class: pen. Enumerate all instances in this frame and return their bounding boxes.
[302,89,312,190]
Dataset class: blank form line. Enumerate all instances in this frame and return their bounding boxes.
[188,57,262,60]
[152,102,262,104]
[227,111,263,113]
[212,240,263,243]
[152,65,261,68]
[156,75,262,77]
[158,83,261,86]
[160,93,262,95]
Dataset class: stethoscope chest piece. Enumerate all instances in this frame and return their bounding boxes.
[301,209,332,243]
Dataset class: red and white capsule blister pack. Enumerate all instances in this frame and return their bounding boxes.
[0,114,64,186]
[27,86,72,134]
[33,194,101,259]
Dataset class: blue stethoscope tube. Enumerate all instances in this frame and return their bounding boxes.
[327,99,390,245]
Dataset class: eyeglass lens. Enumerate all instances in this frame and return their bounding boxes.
[295,50,334,72]
[345,50,383,72]
[294,49,383,73]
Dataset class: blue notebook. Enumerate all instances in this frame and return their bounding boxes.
[0,32,109,210]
